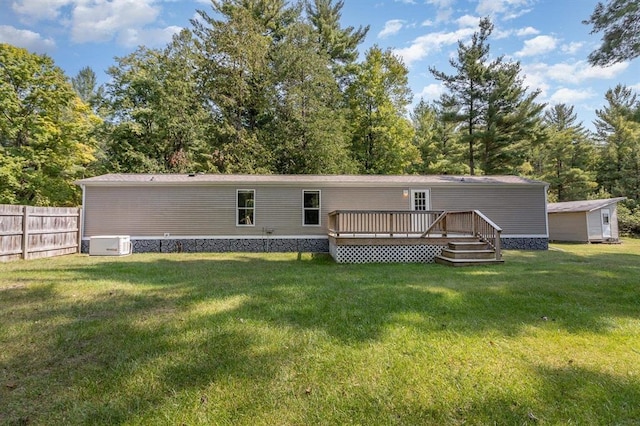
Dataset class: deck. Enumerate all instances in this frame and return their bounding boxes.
[327,210,502,263]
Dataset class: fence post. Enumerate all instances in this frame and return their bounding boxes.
[21,206,29,260]
[77,207,83,254]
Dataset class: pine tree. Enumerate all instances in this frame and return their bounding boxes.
[584,0,640,66]
[541,104,597,201]
[594,85,640,200]
[430,18,498,175]
[410,99,467,174]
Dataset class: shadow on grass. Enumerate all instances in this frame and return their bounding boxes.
[1,248,639,424]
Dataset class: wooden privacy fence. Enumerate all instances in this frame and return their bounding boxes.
[0,204,82,262]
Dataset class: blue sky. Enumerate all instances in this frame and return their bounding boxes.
[1,0,639,130]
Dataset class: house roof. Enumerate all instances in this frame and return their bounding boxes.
[76,173,547,187]
[547,197,627,213]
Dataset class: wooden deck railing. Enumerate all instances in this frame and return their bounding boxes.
[328,209,502,260]
[327,210,445,237]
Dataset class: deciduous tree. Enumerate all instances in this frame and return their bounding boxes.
[267,21,356,173]
[0,44,98,206]
[346,46,418,174]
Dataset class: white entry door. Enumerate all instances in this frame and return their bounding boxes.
[601,209,612,238]
[410,190,430,233]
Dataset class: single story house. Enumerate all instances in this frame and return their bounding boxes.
[76,174,549,262]
[547,197,626,243]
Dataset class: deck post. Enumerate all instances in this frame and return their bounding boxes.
[495,229,502,260]
[442,214,447,237]
[472,211,477,236]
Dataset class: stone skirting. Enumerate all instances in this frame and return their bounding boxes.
[501,237,548,250]
[82,238,329,254]
[81,236,547,258]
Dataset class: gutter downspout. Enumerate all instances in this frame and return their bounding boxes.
[544,184,550,244]
[80,184,86,253]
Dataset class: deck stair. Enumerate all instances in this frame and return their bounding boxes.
[435,240,504,267]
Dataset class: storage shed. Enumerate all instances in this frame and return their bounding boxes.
[547,197,626,243]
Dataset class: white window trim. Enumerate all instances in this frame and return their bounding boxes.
[236,189,256,227]
[302,189,321,227]
[410,189,431,211]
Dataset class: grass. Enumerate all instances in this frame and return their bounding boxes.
[1,240,640,425]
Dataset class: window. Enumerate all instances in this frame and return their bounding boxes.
[237,189,255,226]
[303,190,321,226]
[411,190,430,211]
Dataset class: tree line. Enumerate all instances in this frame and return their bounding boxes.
[1,0,639,234]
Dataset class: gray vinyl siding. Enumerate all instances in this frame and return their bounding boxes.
[431,186,547,235]
[83,183,545,238]
[548,212,588,242]
[83,185,411,238]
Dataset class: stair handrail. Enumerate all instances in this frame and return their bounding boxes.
[419,211,448,237]
[472,210,502,261]
[420,210,502,260]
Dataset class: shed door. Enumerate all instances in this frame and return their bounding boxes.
[411,190,430,233]
[601,209,611,238]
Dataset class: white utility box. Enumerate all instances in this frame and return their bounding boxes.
[89,236,132,256]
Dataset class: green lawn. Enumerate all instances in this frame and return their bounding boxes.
[1,240,640,425]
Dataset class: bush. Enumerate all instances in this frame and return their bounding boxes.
[618,201,640,237]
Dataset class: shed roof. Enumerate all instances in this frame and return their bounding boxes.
[76,173,547,187]
[547,197,627,213]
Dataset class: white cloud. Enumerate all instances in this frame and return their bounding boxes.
[456,15,480,29]
[521,60,630,101]
[12,0,73,22]
[71,0,161,43]
[10,0,178,47]
[0,25,56,52]
[417,83,445,100]
[516,26,539,36]
[394,27,476,66]
[561,42,584,55]
[421,19,434,27]
[426,0,455,7]
[544,61,629,84]
[394,0,416,3]
[494,25,539,40]
[378,20,405,38]
[476,0,532,17]
[521,63,551,97]
[425,0,455,22]
[515,35,558,57]
[118,25,182,48]
[549,88,597,105]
